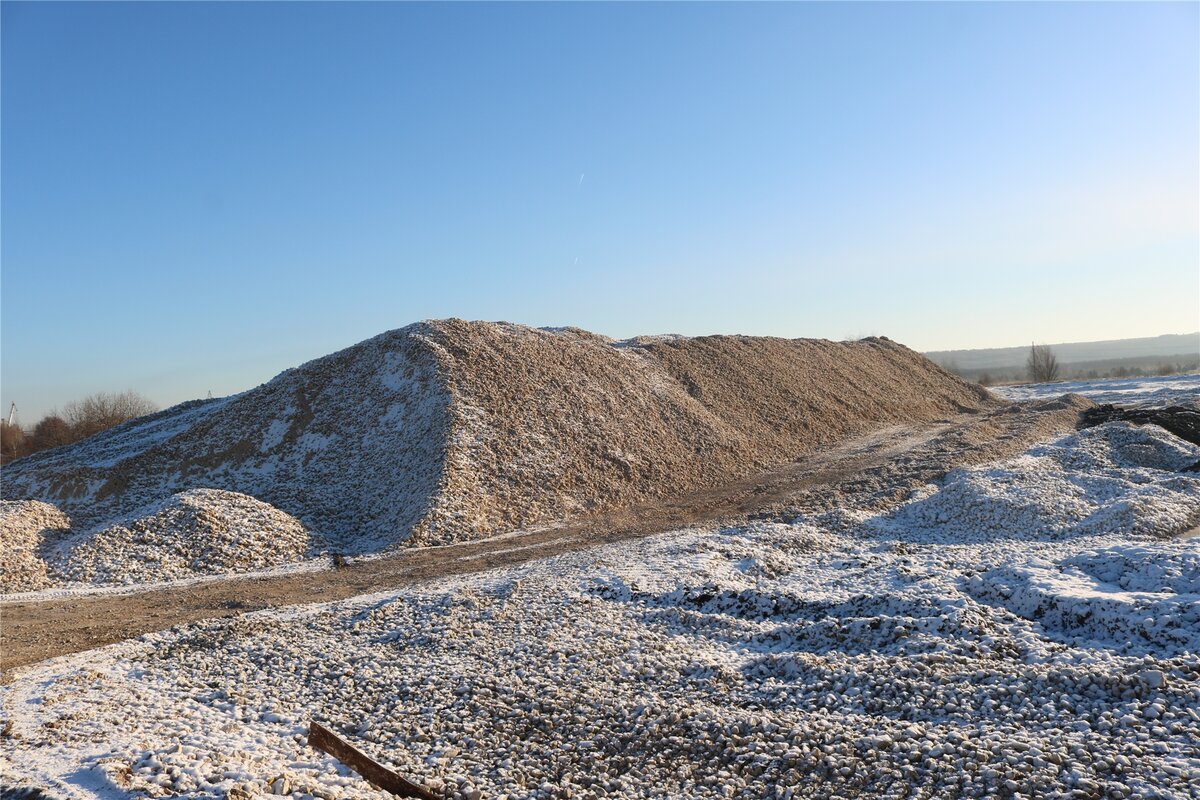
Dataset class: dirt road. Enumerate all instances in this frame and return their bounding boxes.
[0,406,1079,674]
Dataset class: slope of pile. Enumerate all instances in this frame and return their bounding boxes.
[641,333,991,457]
[413,322,998,543]
[0,500,71,592]
[46,489,311,586]
[1,320,1000,551]
[2,324,449,552]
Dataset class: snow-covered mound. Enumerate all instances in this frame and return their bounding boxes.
[47,489,310,586]
[0,500,70,592]
[1036,418,1200,472]
[850,422,1200,542]
[1,320,997,551]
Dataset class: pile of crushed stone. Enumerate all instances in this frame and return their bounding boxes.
[5,423,1197,800]
[43,489,311,586]
[0,500,71,592]
[758,394,1097,523]
[836,421,1200,544]
[1,320,998,552]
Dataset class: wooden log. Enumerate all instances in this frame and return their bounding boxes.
[308,720,440,800]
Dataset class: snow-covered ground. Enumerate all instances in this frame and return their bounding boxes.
[4,420,1199,800]
[992,373,1200,407]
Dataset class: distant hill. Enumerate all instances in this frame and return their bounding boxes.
[925,333,1199,383]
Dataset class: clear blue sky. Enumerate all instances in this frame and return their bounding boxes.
[3,1,1197,422]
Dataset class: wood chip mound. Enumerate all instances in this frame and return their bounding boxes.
[2,320,1002,555]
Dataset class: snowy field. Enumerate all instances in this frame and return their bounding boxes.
[992,373,1200,408]
[3,416,1199,800]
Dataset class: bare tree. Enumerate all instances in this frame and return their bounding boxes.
[1026,343,1060,383]
[0,421,27,463]
[62,391,158,440]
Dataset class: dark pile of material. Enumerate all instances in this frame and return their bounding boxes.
[1079,404,1200,471]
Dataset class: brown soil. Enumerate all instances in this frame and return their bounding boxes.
[0,398,1087,676]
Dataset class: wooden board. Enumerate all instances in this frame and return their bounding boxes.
[308,721,440,800]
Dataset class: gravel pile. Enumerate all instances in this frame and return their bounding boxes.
[838,421,1200,544]
[44,489,312,586]
[2,320,997,553]
[0,500,71,592]
[740,394,1097,528]
[1078,403,1200,448]
[1,325,447,555]
[4,423,1197,799]
[424,322,996,545]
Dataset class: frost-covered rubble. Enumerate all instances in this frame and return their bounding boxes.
[4,422,1198,799]
[0,490,313,590]
[0,499,71,592]
[46,489,312,586]
[841,421,1200,542]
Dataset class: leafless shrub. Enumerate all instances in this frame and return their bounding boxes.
[1,392,159,463]
[1026,343,1060,383]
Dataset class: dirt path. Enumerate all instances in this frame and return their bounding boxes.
[0,409,1069,674]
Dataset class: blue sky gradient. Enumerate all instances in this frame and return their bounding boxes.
[3,1,1198,421]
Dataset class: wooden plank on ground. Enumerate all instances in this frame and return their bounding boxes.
[308,720,440,800]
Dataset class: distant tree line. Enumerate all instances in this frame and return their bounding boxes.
[1,390,157,464]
